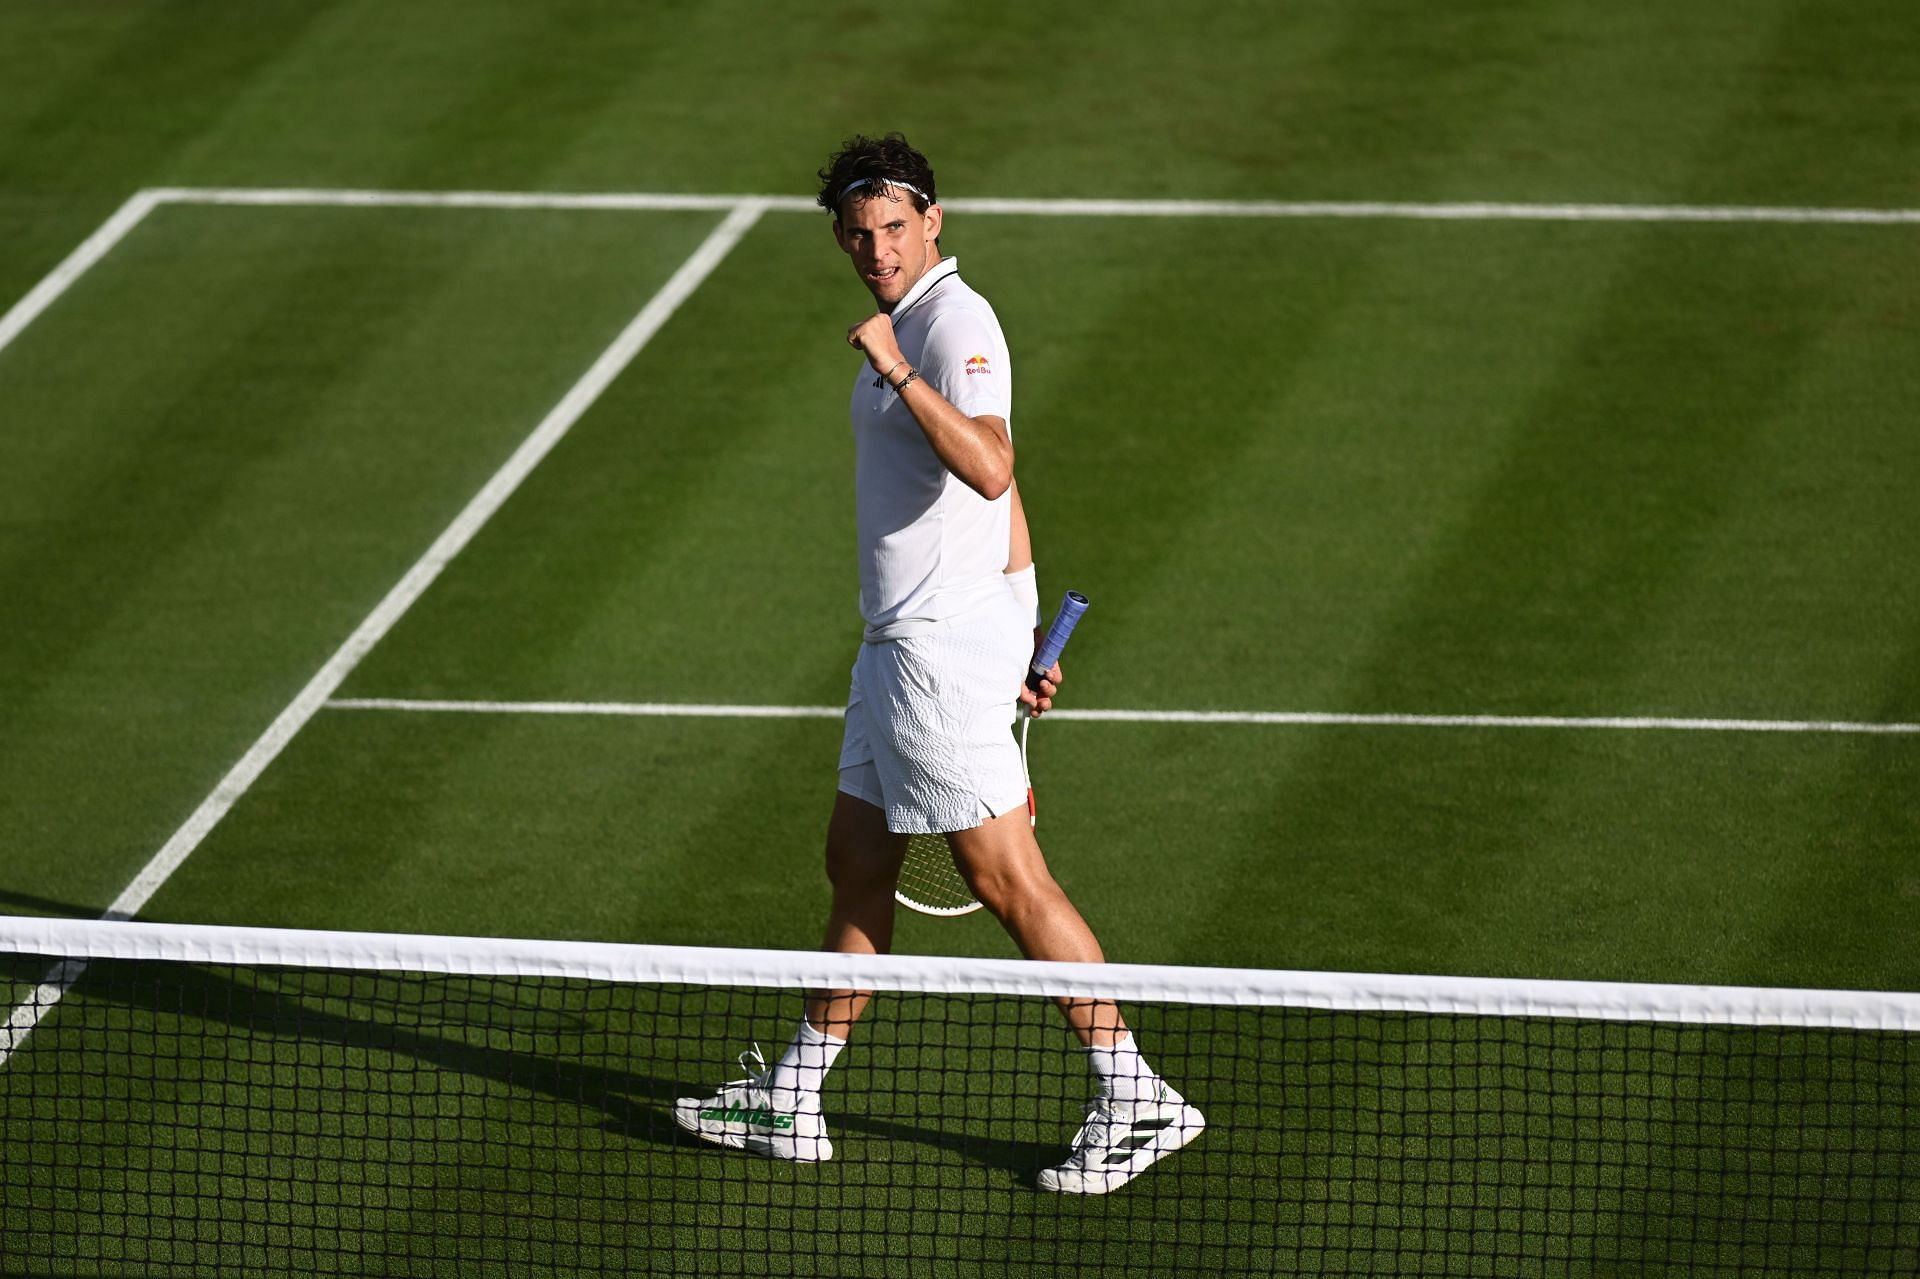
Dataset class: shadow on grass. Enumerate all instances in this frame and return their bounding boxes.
[0,886,98,917]
[0,886,1067,1179]
[16,950,1063,1184]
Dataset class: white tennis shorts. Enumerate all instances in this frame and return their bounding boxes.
[837,595,1030,835]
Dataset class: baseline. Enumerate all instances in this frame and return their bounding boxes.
[150,186,1920,225]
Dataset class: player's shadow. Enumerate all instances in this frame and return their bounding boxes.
[0,886,100,917]
[895,1117,1063,1184]
[18,953,1060,1182]
[638,1100,1064,1186]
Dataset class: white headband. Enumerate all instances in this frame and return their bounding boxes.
[835,177,930,207]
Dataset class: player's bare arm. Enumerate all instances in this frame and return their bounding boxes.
[846,312,1013,500]
[1006,481,1061,715]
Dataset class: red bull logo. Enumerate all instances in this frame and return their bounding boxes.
[965,354,992,375]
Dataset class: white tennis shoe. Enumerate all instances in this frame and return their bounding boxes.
[1038,1086,1205,1194]
[671,1045,834,1163]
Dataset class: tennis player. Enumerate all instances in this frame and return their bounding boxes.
[675,135,1202,1194]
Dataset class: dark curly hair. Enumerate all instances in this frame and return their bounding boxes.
[816,133,937,218]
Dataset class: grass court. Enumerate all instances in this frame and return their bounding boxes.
[3,1,1918,1273]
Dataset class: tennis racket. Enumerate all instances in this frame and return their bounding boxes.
[894,592,1090,917]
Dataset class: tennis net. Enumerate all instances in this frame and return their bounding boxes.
[3,915,1917,1277]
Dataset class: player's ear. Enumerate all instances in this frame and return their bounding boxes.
[923,203,942,244]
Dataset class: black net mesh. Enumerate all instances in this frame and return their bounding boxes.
[3,946,1918,1276]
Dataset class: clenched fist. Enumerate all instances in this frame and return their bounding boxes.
[847,313,905,377]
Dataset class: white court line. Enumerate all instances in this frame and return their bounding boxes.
[0,190,163,360]
[331,698,843,719]
[1055,708,1920,734]
[1,201,768,1069]
[152,187,762,214]
[323,697,1920,736]
[146,186,1920,224]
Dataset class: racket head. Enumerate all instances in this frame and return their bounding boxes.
[893,833,985,917]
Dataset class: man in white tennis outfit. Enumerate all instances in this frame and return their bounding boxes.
[675,134,1202,1194]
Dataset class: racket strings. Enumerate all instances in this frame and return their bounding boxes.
[893,708,1036,918]
[895,834,981,915]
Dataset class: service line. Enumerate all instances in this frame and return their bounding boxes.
[324,698,1920,736]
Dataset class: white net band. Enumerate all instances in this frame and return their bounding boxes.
[4,913,1916,1030]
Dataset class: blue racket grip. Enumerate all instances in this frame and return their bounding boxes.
[1027,591,1089,692]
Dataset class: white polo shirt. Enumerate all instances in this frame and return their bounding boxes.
[850,256,1014,641]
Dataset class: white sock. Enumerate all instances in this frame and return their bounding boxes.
[1086,1033,1164,1105]
[766,1019,845,1112]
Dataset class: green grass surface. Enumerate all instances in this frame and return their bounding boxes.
[4,1,1920,1274]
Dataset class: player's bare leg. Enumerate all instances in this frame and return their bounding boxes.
[808,789,909,1036]
[945,807,1127,1048]
[947,807,1205,1192]
[673,791,901,1161]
